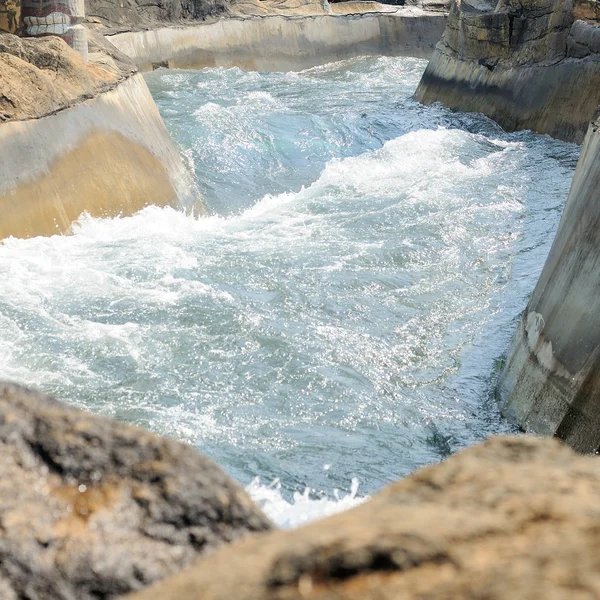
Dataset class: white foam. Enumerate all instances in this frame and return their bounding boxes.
[246,477,367,528]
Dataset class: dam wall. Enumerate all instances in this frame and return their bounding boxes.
[0,33,197,240]
[498,110,600,452]
[414,0,600,144]
[107,10,447,72]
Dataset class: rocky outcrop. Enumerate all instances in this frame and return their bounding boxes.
[414,0,600,143]
[498,111,600,453]
[128,435,600,600]
[86,0,227,30]
[0,32,199,239]
[0,33,131,122]
[0,382,272,599]
[107,4,447,72]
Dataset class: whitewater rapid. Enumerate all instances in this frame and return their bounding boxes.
[0,56,579,525]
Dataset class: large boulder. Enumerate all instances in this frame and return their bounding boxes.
[0,382,272,599]
[128,435,600,600]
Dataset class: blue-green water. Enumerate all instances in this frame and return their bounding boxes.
[0,56,579,525]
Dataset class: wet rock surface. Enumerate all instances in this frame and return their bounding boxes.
[128,435,600,600]
[0,382,272,600]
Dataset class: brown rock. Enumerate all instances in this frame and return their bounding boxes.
[0,31,134,123]
[128,435,600,600]
[0,382,272,599]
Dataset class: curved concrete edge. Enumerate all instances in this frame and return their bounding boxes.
[0,73,199,240]
[107,11,447,72]
[498,111,600,452]
[415,52,600,145]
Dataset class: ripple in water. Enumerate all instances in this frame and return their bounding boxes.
[0,56,580,525]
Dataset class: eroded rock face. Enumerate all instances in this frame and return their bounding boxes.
[414,0,600,142]
[0,32,134,122]
[441,0,574,65]
[85,0,228,30]
[0,382,272,600]
[129,435,600,600]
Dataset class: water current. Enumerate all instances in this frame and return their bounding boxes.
[0,56,580,526]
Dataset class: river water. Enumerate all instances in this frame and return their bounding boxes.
[0,56,579,526]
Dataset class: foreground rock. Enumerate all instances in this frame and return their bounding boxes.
[130,435,600,600]
[0,382,272,599]
[414,0,600,143]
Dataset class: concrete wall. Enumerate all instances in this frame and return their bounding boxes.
[107,11,447,72]
[0,73,198,239]
[498,110,600,452]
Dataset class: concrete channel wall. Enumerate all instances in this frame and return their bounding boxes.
[107,10,447,72]
[0,73,197,239]
[498,111,600,452]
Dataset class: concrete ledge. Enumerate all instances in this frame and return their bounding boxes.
[107,11,447,72]
[0,73,198,239]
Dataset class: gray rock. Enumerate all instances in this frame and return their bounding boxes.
[0,382,273,599]
[85,0,229,31]
[414,0,600,143]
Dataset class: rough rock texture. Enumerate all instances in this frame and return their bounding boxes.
[85,0,227,30]
[330,0,449,12]
[0,31,134,122]
[575,0,600,22]
[230,0,399,17]
[129,435,600,600]
[498,112,600,453]
[0,382,272,599]
[414,0,600,143]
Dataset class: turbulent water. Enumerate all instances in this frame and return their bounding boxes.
[0,56,580,526]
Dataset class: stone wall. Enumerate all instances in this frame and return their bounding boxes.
[414,0,600,143]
